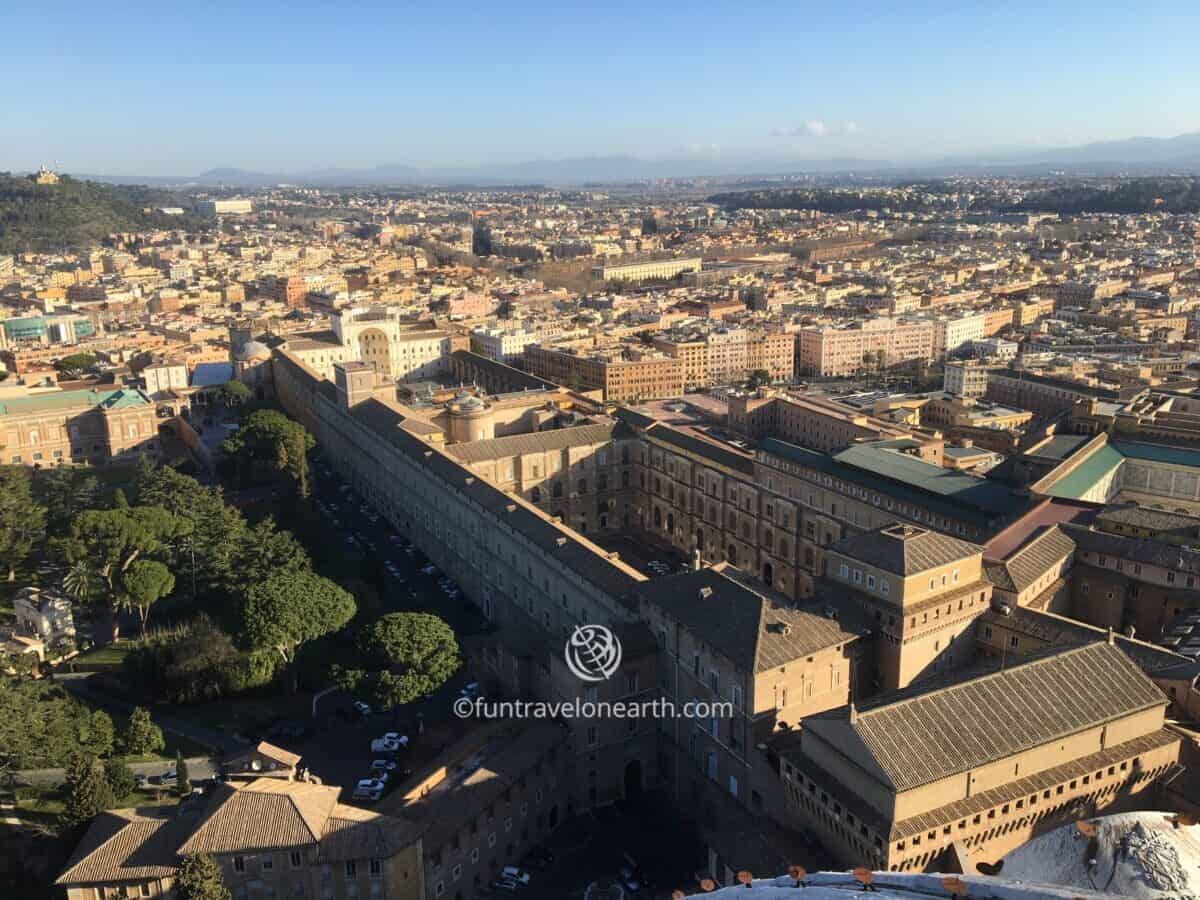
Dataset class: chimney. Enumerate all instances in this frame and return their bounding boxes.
[849,701,858,725]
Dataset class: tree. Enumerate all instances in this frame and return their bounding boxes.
[176,750,191,797]
[221,409,314,495]
[81,709,115,758]
[134,464,248,599]
[63,560,98,606]
[60,753,115,833]
[359,613,460,708]
[53,352,98,377]
[103,758,136,801]
[57,505,190,639]
[234,517,310,587]
[217,380,251,408]
[174,853,232,900]
[123,706,165,756]
[0,467,47,581]
[746,369,771,389]
[121,559,175,634]
[241,572,355,685]
[34,467,100,537]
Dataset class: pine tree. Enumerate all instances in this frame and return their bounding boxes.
[174,854,232,900]
[61,753,115,832]
[175,749,191,797]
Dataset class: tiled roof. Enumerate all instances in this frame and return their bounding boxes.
[1063,523,1200,577]
[178,779,339,855]
[1096,503,1200,535]
[57,780,422,887]
[445,423,620,464]
[990,526,1076,593]
[344,395,645,602]
[56,808,184,885]
[632,564,859,672]
[829,524,982,576]
[804,642,1167,792]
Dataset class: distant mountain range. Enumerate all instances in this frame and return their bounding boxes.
[75,132,1200,188]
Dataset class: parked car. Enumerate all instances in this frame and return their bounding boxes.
[370,759,398,773]
[501,867,531,885]
[157,769,178,786]
[353,701,372,717]
[382,732,409,747]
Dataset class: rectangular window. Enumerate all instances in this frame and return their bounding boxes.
[345,861,357,878]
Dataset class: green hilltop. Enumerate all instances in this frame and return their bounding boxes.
[0,173,204,254]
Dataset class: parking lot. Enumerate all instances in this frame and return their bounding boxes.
[244,457,492,803]
[594,533,692,580]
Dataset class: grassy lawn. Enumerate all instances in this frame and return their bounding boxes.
[72,641,134,670]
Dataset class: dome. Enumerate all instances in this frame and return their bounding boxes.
[237,340,271,362]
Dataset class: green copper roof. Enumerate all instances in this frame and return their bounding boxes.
[0,388,150,417]
[1041,443,1124,500]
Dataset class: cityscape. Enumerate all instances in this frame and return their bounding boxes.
[4,4,1200,900]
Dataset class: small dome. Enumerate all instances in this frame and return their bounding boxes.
[237,340,271,361]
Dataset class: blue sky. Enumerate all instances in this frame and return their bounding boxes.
[3,1,1199,175]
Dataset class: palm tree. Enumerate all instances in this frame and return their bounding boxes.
[63,560,96,605]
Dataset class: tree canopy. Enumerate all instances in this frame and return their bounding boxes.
[122,558,175,634]
[241,571,356,664]
[358,612,460,708]
[53,352,98,375]
[60,753,115,833]
[123,706,165,756]
[0,466,46,581]
[221,409,314,495]
[174,854,232,900]
[218,380,251,407]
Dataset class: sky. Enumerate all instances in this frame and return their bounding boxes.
[3,0,1200,176]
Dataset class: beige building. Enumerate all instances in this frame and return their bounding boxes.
[782,641,1180,872]
[523,344,685,402]
[0,386,163,467]
[591,257,702,282]
[56,777,424,900]
[797,319,935,377]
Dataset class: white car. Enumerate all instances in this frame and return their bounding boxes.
[382,732,409,747]
[353,701,372,717]
[357,778,385,792]
[371,759,398,772]
[502,867,531,885]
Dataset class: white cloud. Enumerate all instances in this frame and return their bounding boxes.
[772,119,847,138]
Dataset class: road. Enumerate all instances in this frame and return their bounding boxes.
[54,670,239,754]
[15,757,218,787]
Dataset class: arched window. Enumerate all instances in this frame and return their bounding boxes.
[653,507,663,528]
[622,470,630,487]
[621,446,630,464]
[727,544,738,566]
[552,481,563,498]
[578,479,588,495]
[763,562,775,586]
[667,512,675,534]
[598,473,608,492]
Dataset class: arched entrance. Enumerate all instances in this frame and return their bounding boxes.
[623,759,642,801]
[762,561,774,586]
[357,327,392,377]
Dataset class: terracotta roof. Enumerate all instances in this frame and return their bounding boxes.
[829,524,982,576]
[985,525,1076,594]
[178,779,340,855]
[804,642,1167,792]
[445,422,619,464]
[58,780,421,888]
[632,564,859,672]
[56,807,184,885]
